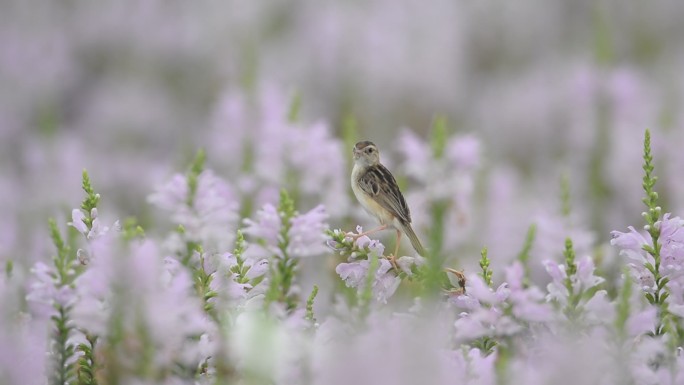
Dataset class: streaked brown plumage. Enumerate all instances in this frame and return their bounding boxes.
[351,141,426,257]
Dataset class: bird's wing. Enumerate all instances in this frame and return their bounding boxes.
[358,164,412,223]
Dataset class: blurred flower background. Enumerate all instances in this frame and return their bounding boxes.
[3,1,684,384]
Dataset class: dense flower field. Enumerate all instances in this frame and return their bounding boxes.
[5,126,684,384]
[3,1,684,385]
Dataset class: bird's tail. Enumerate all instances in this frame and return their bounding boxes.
[401,222,426,257]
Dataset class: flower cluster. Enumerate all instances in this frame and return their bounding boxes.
[207,88,350,219]
[329,226,425,304]
[244,202,329,260]
[612,216,684,314]
[5,2,684,383]
[148,153,239,254]
[395,123,481,255]
[4,110,684,385]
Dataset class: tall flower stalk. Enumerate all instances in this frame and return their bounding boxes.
[37,170,103,385]
[611,130,682,345]
[264,190,299,309]
[47,219,76,385]
[72,170,104,385]
[637,130,673,336]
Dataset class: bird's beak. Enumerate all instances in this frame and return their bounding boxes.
[352,147,360,158]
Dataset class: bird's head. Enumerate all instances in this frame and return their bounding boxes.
[353,141,380,167]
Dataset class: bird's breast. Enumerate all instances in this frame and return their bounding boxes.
[351,165,395,226]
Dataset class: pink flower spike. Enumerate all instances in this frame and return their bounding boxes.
[627,306,657,336]
[505,262,525,291]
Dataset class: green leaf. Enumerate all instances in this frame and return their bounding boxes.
[660,291,669,303]
[250,274,266,288]
[657,277,670,290]
[642,244,656,255]
[579,285,599,301]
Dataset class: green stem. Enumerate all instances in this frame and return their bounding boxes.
[359,254,380,320]
[516,224,536,288]
[51,305,75,385]
[305,285,319,323]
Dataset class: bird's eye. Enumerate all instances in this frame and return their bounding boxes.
[366,147,374,154]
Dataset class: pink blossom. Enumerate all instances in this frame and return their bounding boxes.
[336,261,369,288]
[627,307,657,336]
[447,134,481,170]
[396,255,425,276]
[72,239,212,366]
[335,258,401,304]
[149,170,239,252]
[610,226,649,253]
[288,205,329,258]
[243,204,281,248]
[575,256,605,289]
[245,203,330,259]
[68,209,88,234]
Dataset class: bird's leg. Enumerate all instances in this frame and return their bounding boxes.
[445,268,467,294]
[393,229,401,259]
[386,229,401,271]
[350,224,388,240]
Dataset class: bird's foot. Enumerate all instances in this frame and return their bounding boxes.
[445,268,467,292]
[347,225,388,242]
[348,233,360,241]
[385,254,400,272]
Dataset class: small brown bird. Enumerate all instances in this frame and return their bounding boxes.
[350,140,426,258]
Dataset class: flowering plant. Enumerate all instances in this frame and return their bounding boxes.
[2,98,684,384]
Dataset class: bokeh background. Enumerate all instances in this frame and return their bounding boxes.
[3,0,684,279]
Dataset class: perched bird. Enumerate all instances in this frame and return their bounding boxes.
[350,140,426,258]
